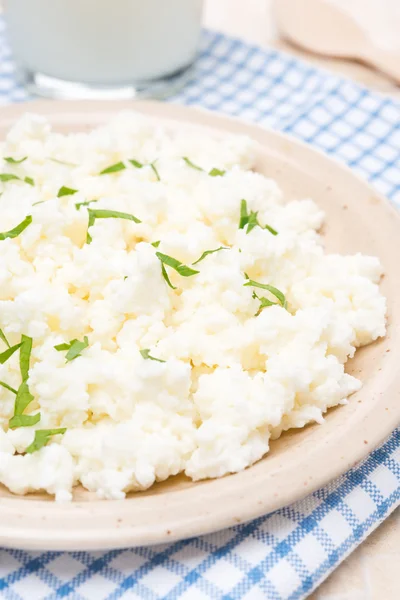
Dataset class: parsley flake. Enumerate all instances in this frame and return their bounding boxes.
[57,186,78,198]
[0,215,32,241]
[239,200,278,235]
[0,329,10,348]
[75,199,98,211]
[128,159,144,169]
[0,381,17,395]
[150,162,160,181]
[4,157,27,165]
[183,157,226,177]
[244,278,287,313]
[0,342,22,365]
[129,158,160,180]
[140,349,166,363]
[156,251,199,289]
[99,162,126,175]
[0,173,20,183]
[192,246,229,265]
[209,168,226,177]
[86,209,141,244]
[49,158,77,167]
[183,157,203,172]
[9,335,40,429]
[55,336,88,362]
[0,173,34,186]
[25,428,67,454]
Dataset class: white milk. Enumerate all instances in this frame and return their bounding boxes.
[6,0,204,85]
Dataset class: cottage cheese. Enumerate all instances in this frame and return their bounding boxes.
[0,112,386,501]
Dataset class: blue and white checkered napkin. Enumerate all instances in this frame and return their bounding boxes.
[0,19,399,600]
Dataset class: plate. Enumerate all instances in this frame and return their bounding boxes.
[0,100,399,551]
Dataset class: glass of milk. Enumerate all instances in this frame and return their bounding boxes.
[5,0,204,99]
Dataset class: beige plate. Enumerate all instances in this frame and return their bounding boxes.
[0,101,399,551]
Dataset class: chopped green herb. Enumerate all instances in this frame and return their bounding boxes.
[75,198,98,211]
[156,252,199,290]
[192,246,229,265]
[0,215,32,241]
[25,428,67,454]
[0,342,22,365]
[128,159,144,169]
[19,334,32,382]
[86,209,141,244]
[49,158,77,167]
[244,278,287,311]
[32,199,51,207]
[99,161,126,175]
[4,157,27,165]
[129,158,160,180]
[0,173,34,186]
[160,262,176,289]
[0,381,17,395]
[183,157,204,172]
[150,162,160,181]
[55,336,88,362]
[209,168,226,177]
[57,186,78,198]
[151,240,161,248]
[9,335,40,429]
[238,199,277,235]
[0,173,21,183]
[0,329,10,348]
[140,349,166,363]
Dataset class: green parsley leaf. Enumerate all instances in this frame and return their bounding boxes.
[0,329,10,348]
[19,334,32,382]
[57,186,78,198]
[25,428,67,454]
[86,209,142,244]
[99,162,126,175]
[0,215,32,241]
[140,349,166,363]
[183,157,204,172]
[55,336,88,362]
[0,173,34,185]
[239,199,249,229]
[160,262,176,289]
[183,158,226,177]
[244,278,287,311]
[0,381,17,394]
[192,246,229,265]
[0,342,22,365]
[129,158,160,180]
[151,240,161,248]
[75,199,98,211]
[150,162,160,181]
[4,156,27,164]
[128,159,144,169]
[49,158,77,167]
[0,173,21,182]
[9,335,40,429]
[208,168,226,177]
[9,381,40,428]
[238,199,278,235]
[156,251,199,290]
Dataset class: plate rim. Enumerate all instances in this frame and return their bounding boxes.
[0,99,399,551]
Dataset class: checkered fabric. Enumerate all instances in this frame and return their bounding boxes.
[0,19,399,600]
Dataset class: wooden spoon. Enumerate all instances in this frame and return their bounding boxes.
[274,0,400,84]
